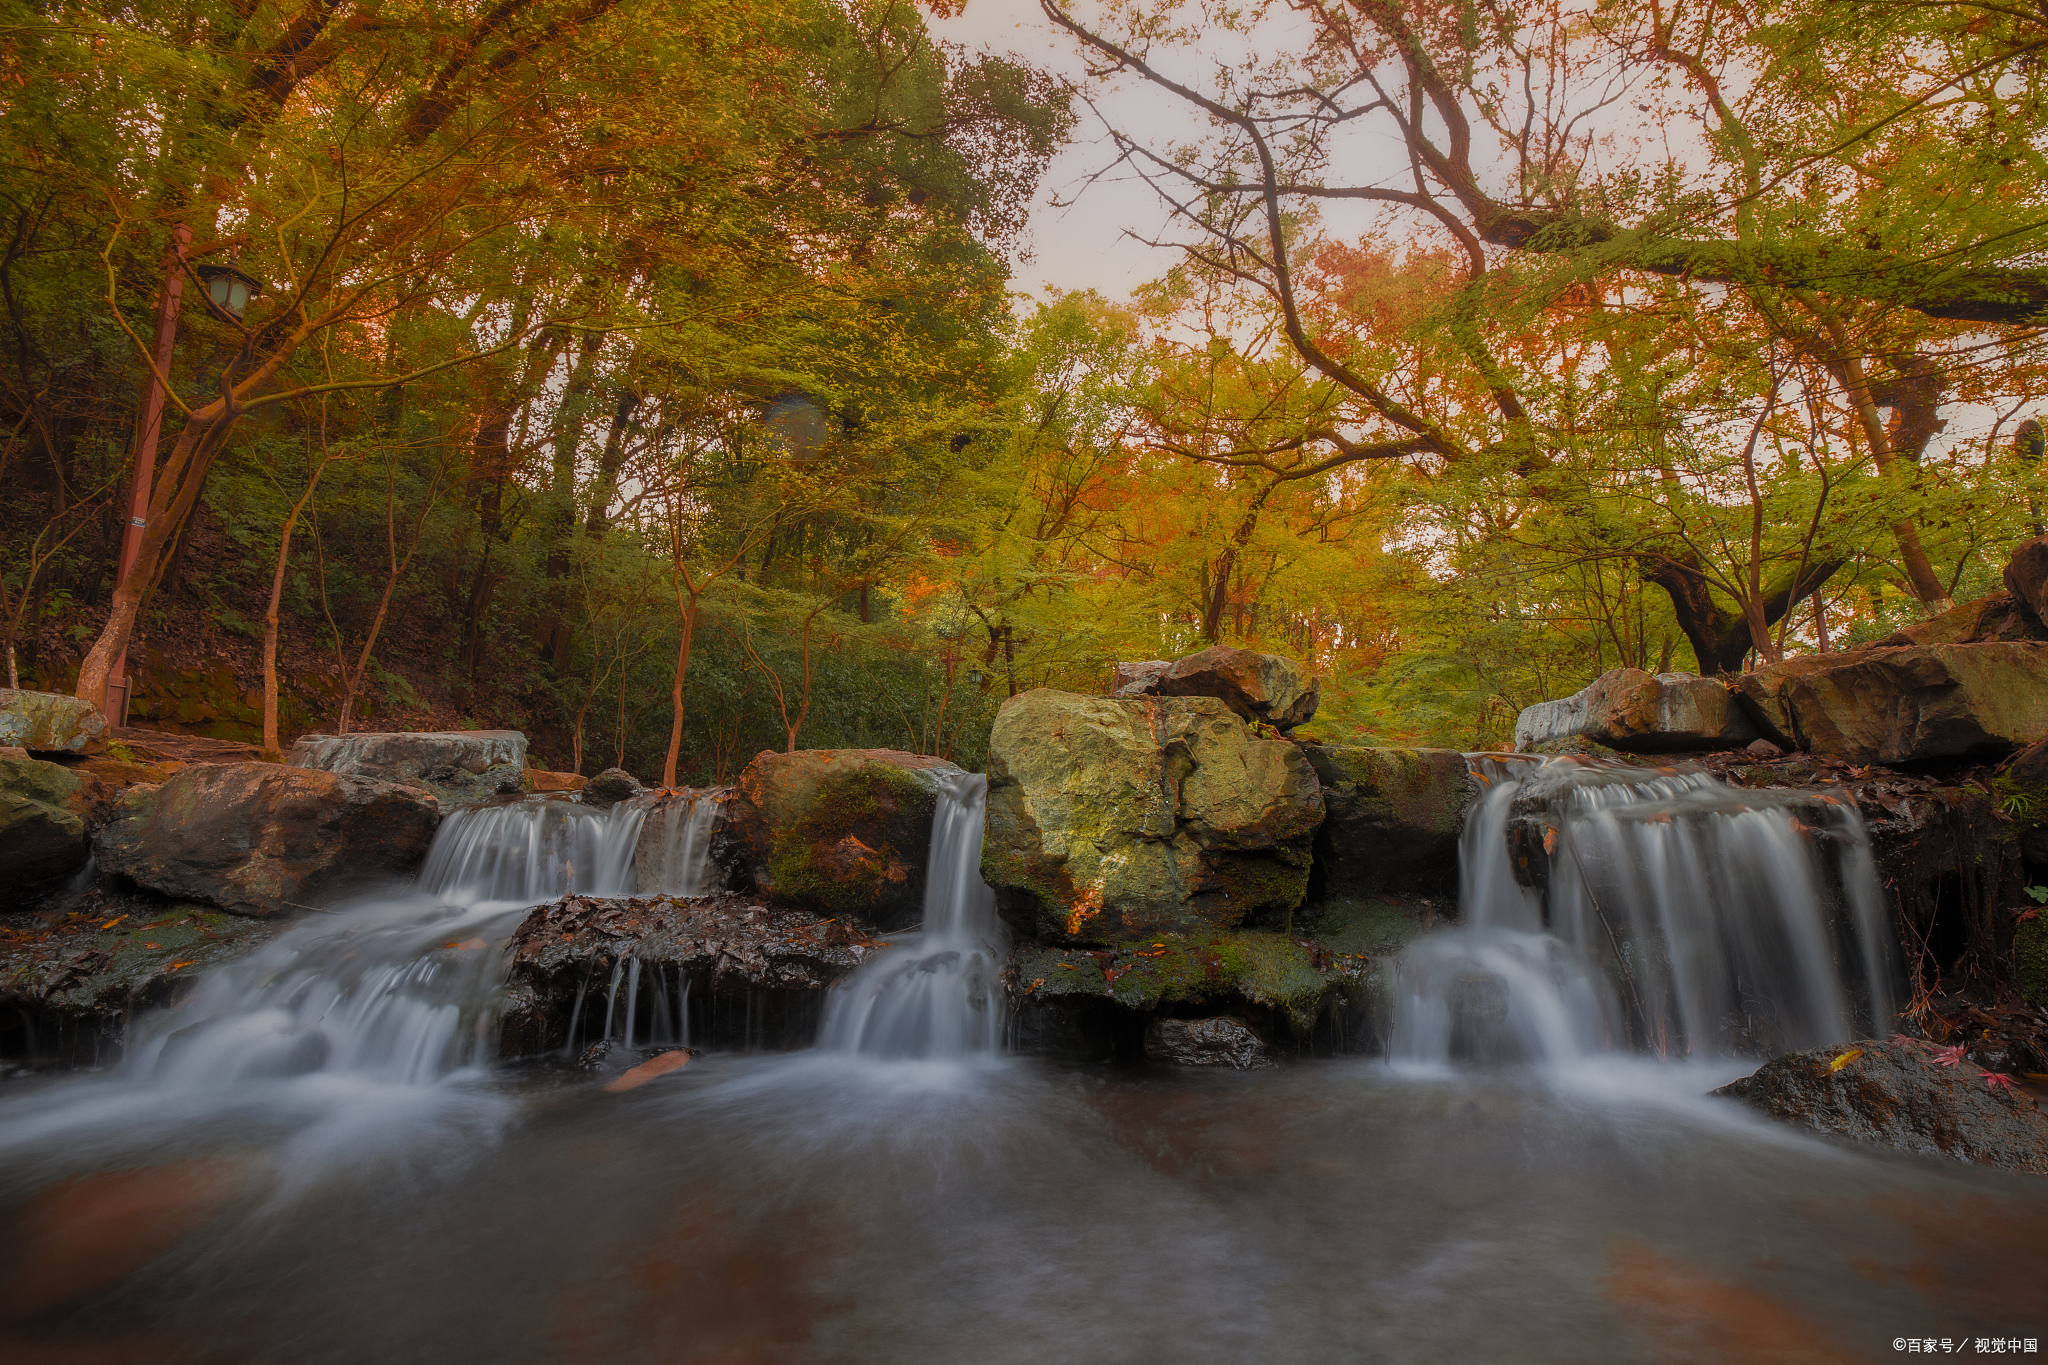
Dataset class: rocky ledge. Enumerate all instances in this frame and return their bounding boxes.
[498,893,887,1056]
[1715,1038,2048,1175]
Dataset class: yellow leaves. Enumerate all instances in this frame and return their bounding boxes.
[1828,1047,1864,1071]
[99,915,129,930]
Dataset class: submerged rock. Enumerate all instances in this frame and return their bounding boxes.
[1515,669,1756,753]
[1738,643,2048,764]
[1303,746,1476,902]
[288,729,526,805]
[0,754,105,891]
[498,892,886,1054]
[982,690,1324,945]
[1156,645,1320,730]
[1714,1040,2048,1175]
[94,763,441,917]
[722,748,961,931]
[1144,1016,1274,1070]
[0,688,107,756]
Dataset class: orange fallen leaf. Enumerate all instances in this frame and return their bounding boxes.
[1828,1047,1864,1072]
[604,1050,692,1093]
[166,960,194,971]
[441,938,488,951]
[100,915,129,930]
[141,942,160,949]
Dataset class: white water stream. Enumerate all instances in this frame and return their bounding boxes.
[1389,756,1898,1066]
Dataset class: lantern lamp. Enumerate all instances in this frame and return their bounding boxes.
[195,262,263,320]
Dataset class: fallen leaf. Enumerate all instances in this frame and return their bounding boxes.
[604,1050,692,1093]
[1828,1048,1864,1071]
[166,960,194,971]
[99,915,128,930]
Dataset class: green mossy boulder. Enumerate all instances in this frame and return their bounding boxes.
[0,754,106,895]
[982,689,1324,945]
[1302,746,1476,902]
[722,748,962,931]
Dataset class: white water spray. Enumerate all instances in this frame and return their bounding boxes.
[1389,756,1896,1066]
[817,771,1006,1059]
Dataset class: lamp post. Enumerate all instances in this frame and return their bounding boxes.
[107,224,192,724]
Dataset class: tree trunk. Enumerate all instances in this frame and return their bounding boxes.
[1641,553,1843,675]
[260,460,331,757]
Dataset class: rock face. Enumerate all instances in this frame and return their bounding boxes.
[1872,590,2048,647]
[1011,931,1356,1037]
[1144,1016,1274,1070]
[288,729,525,805]
[983,690,1324,944]
[0,754,102,890]
[1715,1041,2048,1175]
[497,892,885,1054]
[0,689,106,755]
[1514,669,1756,753]
[2003,534,2048,625]
[1738,643,2048,764]
[1155,646,1320,730]
[94,763,441,916]
[722,749,961,931]
[1111,661,1170,695]
[2018,916,2048,1010]
[1303,747,1477,901]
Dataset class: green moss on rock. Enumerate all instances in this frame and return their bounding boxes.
[2018,914,2048,1009]
[1011,929,1368,1036]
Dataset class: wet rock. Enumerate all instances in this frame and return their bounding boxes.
[527,769,587,793]
[0,890,277,1065]
[94,763,441,916]
[0,754,104,892]
[288,729,525,806]
[0,689,107,756]
[1714,1040,2048,1175]
[2003,534,2048,626]
[982,690,1324,945]
[1871,590,2048,647]
[1738,643,2048,764]
[633,788,730,895]
[1008,929,1364,1041]
[723,749,961,931]
[1515,669,1756,753]
[2018,916,2048,1010]
[1743,738,1784,759]
[580,767,644,809]
[498,892,887,1055]
[1144,1016,1274,1070]
[1111,661,1169,695]
[1156,646,1320,729]
[1303,746,1476,902]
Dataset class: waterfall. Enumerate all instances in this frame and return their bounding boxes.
[123,797,639,1090]
[1389,756,1897,1066]
[817,771,1006,1059]
[627,789,728,896]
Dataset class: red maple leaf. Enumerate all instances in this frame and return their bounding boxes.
[1931,1044,1968,1067]
[1982,1071,2019,1095]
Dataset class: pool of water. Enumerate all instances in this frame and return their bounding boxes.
[2,1052,2042,1363]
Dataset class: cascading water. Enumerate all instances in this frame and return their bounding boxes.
[816,771,1006,1059]
[120,797,646,1090]
[627,788,727,896]
[1389,756,1897,1066]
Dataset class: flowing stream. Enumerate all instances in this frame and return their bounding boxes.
[0,761,2036,1363]
[1389,755,1898,1066]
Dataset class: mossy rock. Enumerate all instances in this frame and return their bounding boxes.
[1010,929,1368,1037]
[724,748,962,932]
[0,754,99,892]
[1302,747,1476,901]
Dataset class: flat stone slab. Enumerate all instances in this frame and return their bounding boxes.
[288,730,526,805]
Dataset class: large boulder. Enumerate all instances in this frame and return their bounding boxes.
[1714,1040,2048,1175]
[580,766,644,809]
[0,754,102,890]
[287,730,525,806]
[1110,660,1170,695]
[982,690,1324,944]
[1514,668,1756,753]
[2003,533,2048,625]
[1737,643,2048,764]
[0,689,106,755]
[94,763,441,916]
[1156,646,1320,729]
[721,749,962,931]
[1303,747,1476,902]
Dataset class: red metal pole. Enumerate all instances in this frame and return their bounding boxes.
[106,223,191,721]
